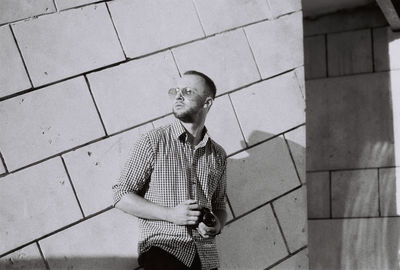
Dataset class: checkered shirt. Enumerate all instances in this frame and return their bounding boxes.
[112,119,227,270]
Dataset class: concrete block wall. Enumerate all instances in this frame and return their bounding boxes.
[0,1,306,269]
[305,4,400,269]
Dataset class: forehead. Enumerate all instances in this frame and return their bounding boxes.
[177,74,208,93]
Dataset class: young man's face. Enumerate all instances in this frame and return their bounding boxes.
[170,74,212,123]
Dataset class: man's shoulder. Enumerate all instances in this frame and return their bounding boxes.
[141,121,174,142]
[208,138,227,159]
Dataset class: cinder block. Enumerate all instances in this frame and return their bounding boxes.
[309,218,400,269]
[273,187,307,252]
[294,66,305,99]
[205,95,246,155]
[108,0,203,58]
[327,29,373,76]
[227,137,300,216]
[268,0,302,18]
[379,168,400,216]
[172,29,260,95]
[304,5,387,36]
[40,209,140,270]
[0,25,31,98]
[230,72,305,146]
[63,124,153,216]
[12,3,124,87]
[304,35,326,79]
[0,244,46,269]
[270,248,308,270]
[373,27,400,72]
[284,126,305,183]
[0,158,82,255]
[55,0,98,10]
[307,72,396,171]
[0,77,105,171]
[331,169,379,218]
[307,172,330,218]
[194,0,271,35]
[87,51,179,134]
[218,205,288,269]
[0,0,55,25]
[245,11,303,79]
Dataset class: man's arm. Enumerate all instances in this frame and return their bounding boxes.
[116,193,201,226]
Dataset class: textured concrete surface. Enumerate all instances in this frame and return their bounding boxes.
[63,124,153,216]
[0,25,31,98]
[205,95,246,155]
[245,11,303,79]
[0,160,6,175]
[173,29,260,95]
[273,187,307,252]
[379,168,400,216]
[271,248,308,270]
[304,35,326,79]
[218,205,288,269]
[307,72,395,171]
[373,27,400,72]
[40,209,140,270]
[0,77,105,171]
[0,244,46,270]
[0,0,55,25]
[0,158,82,255]
[88,51,179,134]
[268,0,302,18]
[12,3,124,86]
[108,0,203,58]
[307,172,330,218]
[285,125,306,183]
[55,0,98,10]
[331,169,379,218]
[194,0,271,35]
[304,5,387,36]
[309,218,400,269]
[231,72,305,146]
[227,137,300,216]
[327,29,373,76]
[295,66,306,99]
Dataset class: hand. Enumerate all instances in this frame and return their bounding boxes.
[167,200,201,225]
[197,217,221,238]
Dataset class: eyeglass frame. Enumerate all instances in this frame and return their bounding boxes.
[168,87,203,100]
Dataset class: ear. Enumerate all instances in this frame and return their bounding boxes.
[203,97,213,110]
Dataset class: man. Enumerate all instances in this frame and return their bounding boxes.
[112,70,228,270]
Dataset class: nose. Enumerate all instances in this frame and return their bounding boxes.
[174,89,184,100]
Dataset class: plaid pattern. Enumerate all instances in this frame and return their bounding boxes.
[112,119,227,270]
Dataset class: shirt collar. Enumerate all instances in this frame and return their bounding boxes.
[170,119,210,147]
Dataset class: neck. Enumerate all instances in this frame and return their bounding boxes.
[179,118,206,145]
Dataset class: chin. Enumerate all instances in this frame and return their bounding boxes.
[173,111,194,123]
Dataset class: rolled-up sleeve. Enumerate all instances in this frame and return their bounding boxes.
[112,134,154,206]
[212,158,227,212]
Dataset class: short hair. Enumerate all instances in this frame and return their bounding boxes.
[183,70,216,99]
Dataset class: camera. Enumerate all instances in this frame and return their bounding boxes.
[199,207,217,227]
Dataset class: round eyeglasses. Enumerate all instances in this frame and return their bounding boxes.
[168,87,199,99]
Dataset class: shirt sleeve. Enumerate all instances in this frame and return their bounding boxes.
[211,158,227,212]
[112,134,154,206]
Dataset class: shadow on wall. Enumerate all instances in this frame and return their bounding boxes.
[219,130,306,270]
[307,26,400,269]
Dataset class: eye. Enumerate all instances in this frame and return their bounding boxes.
[183,87,194,96]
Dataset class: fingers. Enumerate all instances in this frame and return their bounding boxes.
[183,200,198,205]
